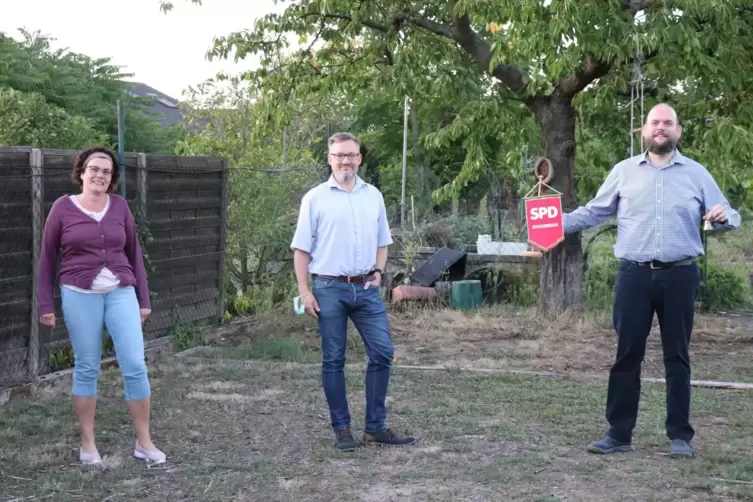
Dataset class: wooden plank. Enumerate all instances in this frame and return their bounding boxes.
[148,189,217,201]
[154,245,219,261]
[149,270,219,290]
[151,287,218,309]
[0,228,32,254]
[146,155,224,170]
[145,300,218,332]
[28,148,42,379]
[151,233,222,252]
[0,251,32,274]
[217,160,229,324]
[0,147,32,155]
[147,197,222,212]
[0,298,31,318]
[148,178,223,192]
[0,177,33,196]
[137,153,147,221]
[151,226,220,241]
[0,323,31,352]
[169,281,218,296]
[0,276,32,303]
[0,188,32,201]
[149,217,221,232]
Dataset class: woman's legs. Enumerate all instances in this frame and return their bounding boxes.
[103,286,162,457]
[61,288,105,457]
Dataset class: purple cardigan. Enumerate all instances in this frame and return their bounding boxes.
[37,195,151,316]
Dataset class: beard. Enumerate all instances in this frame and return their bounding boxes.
[645,135,676,155]
[340,171,356,181]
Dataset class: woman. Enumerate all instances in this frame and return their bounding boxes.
[37,146,166,465]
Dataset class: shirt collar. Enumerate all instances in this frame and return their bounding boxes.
[327,174,367,191]
[639,149,686,168]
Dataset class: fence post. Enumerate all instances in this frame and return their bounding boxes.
[28,148,43,379]
[137,153,147,217]
[217,159,229,324]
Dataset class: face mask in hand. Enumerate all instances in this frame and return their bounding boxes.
[293,295,306,315]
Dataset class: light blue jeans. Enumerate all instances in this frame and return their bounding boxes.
[61,285,150,400]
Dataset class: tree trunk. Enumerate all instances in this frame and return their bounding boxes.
[531,96,584,316]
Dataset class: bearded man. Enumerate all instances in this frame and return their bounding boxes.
[562,103,741,458]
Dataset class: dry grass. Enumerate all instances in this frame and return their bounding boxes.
[2,228,753,500]
[3,350,753,501]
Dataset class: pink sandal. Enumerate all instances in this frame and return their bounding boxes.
[133,441,166,464]
[79,447,102,465]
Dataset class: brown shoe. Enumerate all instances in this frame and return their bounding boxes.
[363,428,416,446]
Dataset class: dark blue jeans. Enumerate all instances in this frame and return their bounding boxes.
[606,260,699,443]
[312,276,394,433]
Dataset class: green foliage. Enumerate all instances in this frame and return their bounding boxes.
[701,265,751,312]
[227,275,299,316]
[501,271,539,307]
[0,29,180,153]
[0,88,107,148]
[185,0,753,204]
[48,334,115,372]
[171,311,204,352]
[178,80,322,299]
[162,0,753,310]
[48,346,74,372]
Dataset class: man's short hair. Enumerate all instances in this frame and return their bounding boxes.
[328,132,360,148]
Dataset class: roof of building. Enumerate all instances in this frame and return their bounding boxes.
[125,82,185,127]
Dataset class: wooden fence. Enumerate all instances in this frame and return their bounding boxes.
[0,147,228,389]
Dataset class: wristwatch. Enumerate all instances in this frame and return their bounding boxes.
[373,268,384,276]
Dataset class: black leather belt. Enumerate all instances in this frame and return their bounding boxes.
[629,258,695,269]
[312,273,376,284]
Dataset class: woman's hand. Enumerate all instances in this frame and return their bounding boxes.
[140,308,151,324]
[40,314,55,328]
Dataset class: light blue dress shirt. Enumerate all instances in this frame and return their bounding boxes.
[564,150,741,262]
[291,175,393,276]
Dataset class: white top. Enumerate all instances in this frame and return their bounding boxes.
[62,195,121,294]
[290,175,392,277]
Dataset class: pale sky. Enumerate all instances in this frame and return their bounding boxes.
[0,0,282,99]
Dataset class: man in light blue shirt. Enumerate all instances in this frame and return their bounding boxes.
[564,104,741,458]
[291,132,415,451]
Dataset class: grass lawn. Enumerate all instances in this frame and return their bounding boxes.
[2,305,753,501]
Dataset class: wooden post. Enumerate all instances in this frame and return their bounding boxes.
[28,148,43,379]
[137,153,147,218]
[217,159,229,324]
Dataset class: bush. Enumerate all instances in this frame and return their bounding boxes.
[700,264,752,312]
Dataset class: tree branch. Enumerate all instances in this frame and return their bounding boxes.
[554,55,612,98]
[303,5,527,94]
[620,0,653,10]
[302,12,389,33]
[448,0,526,93]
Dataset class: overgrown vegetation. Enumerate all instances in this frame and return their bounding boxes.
[0,29,181,153]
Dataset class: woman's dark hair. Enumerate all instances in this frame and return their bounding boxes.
[71,146,121,193]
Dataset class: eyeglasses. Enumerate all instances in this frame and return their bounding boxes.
[86,166,113,177]
[330,153,360,160]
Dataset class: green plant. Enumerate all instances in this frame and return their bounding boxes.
[171,311,204,352]
[132,203,155,274]
[501,270,539,307]
[699,264,752,312]
[49,346,75,372]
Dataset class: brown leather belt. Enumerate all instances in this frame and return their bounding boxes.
[312,273,375,284]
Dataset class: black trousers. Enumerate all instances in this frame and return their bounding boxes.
[606,260,699,443]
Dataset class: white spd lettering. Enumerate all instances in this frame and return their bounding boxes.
[529,206,559,220]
